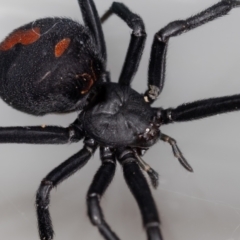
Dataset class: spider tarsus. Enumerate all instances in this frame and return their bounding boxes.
[171,143,194,172]
[147,168,159,189]
[132,149,159,188]
[177,155,194,172]
[160,133,194,172]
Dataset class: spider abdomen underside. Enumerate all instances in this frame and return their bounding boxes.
[0,18,104,115]
[81,83,158,147]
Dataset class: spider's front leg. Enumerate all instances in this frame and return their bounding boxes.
[36,138,98,240]
[158,94,240,124]
[0,118,84,144]
[144,0,240,103]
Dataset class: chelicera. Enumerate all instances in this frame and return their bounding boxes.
[1,0,240,240]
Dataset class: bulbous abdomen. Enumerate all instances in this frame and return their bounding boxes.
[0,18,104,115]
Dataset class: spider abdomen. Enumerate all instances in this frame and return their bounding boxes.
[81,83,157,147]
[0,18,104,115]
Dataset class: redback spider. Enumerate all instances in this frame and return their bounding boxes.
[1,1,240,240]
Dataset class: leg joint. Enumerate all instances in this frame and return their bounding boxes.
[36,179,53,208]
[144,85,160,102]
[131,18,146,37]
[156,20,186,42]
[111,2,146,36]
[116,148,137,165]
[156,108,174,124]
[84,138,98,154]
[145,221,160,229]
[87,195,103,226]
[88,192,100,200]
[68,119,84,142]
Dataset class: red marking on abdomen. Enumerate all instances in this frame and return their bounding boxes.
[80,73,94,95]
[0,27,40,51]
[54,38,71,57]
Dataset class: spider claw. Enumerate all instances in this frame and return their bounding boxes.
[177,155,193,172]
[133,149,159,188]
[147,168,159,189]
[172,143,193,172]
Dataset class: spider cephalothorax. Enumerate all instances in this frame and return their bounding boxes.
[80,82,160,147]
[1,0,240,240]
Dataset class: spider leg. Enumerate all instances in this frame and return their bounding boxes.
[101,2,146,86]
[0,119,84,143]
[87,147,119,240]
[158,94,240,124]
[36,138,98,240]
[144,0,240,103]
[117,148,163,240]
[160,133,193,172]
[77,0,107,62]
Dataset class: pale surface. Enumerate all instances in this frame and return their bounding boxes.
[0,1,240,240]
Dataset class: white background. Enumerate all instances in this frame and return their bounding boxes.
[0,0,240,240]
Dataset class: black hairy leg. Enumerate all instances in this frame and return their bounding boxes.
[159,94,240,124]
[87,147,119,240]
[78,0,107,63]
[101,2,146,86]
[36,138,98,240]
[116,148,163,240]
[144,0,240,103]
[0,119,84,143]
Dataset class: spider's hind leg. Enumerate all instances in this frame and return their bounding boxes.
[117,148,163,240]
[145,0,240,103]
[87,147,119,240]
[36,138,98,240]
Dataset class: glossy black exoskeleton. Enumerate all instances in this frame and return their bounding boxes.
[1,1,240,240]
[80,83,160,148]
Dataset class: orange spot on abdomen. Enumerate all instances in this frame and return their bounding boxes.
[0,27,40,51]
[55,38,71,57]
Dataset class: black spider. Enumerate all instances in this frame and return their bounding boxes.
[1,0,240,240]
